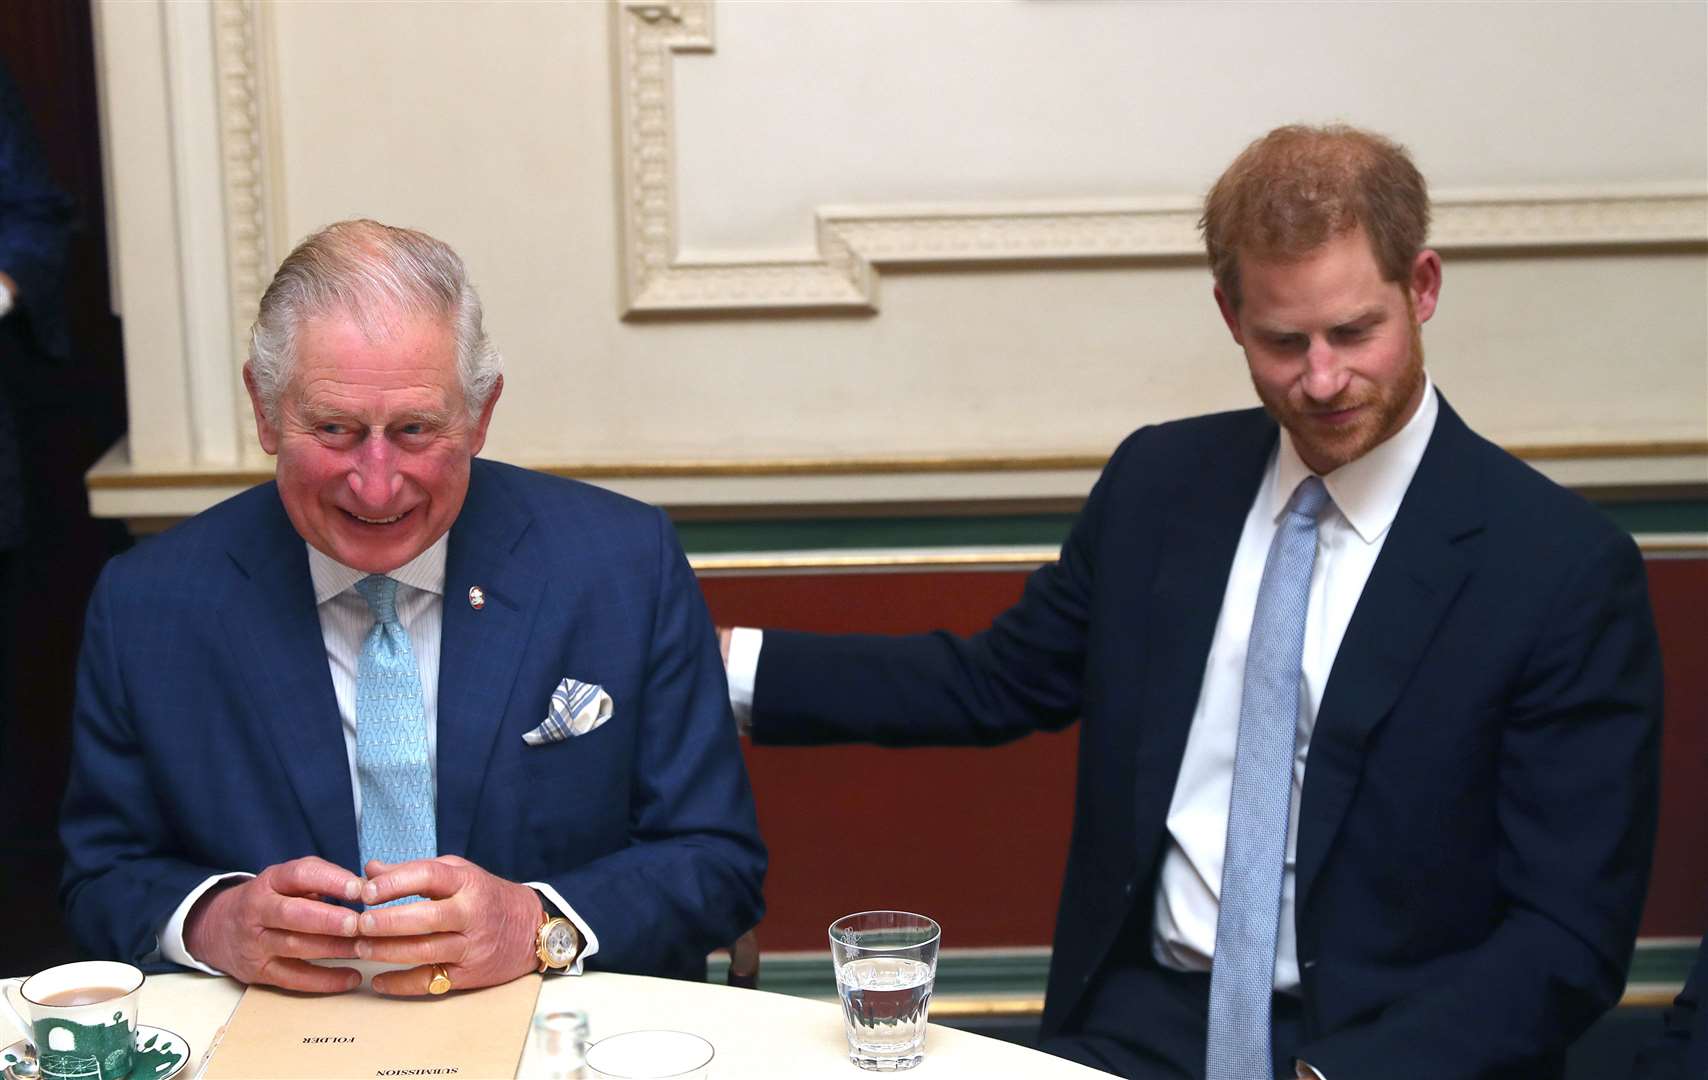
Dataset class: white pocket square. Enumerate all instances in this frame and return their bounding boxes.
[524,678,613,746]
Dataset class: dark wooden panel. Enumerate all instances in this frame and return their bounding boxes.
[1643,557,1708,936]
[703,571,1068,952]
[703,555,1708,950]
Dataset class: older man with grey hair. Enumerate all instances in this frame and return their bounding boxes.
[60,219,765,995]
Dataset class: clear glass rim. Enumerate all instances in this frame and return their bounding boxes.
[828,909,941,950]
[532,1008,590,1030]
[583,1029,715,1078]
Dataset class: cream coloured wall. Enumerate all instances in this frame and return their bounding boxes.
[88,0,1707,519]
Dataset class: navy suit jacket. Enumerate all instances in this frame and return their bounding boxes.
[753,399,1662,1078]
[60,459,766,982]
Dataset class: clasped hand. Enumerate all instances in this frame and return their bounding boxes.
[183,855,543,995]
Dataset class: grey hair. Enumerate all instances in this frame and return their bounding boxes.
[247,219,502,422]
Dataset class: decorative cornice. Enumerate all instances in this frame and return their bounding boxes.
[822,201,1204,269]
[211,0,272,439]
[612,1,1708,316]
[1430,188,1708,249]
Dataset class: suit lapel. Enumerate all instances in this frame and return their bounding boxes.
[1295,400,1484,911]
[1132,414,1279,850]
[221,489,362,870]
[435,463,543,858]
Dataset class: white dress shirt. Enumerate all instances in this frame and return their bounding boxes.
[1152,378,1436,992]
[159,534,599,974]
[728,377,1439,1000]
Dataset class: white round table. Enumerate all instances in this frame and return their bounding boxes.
[3,970,1108,1079]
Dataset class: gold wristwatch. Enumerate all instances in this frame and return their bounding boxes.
[535,896,582,973]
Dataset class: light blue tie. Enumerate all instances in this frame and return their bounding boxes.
[353,575,436,898]
[1206,476,1331,1080]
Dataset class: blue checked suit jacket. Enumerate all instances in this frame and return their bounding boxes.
[751,398,1662,1078]
[59,459,766,981]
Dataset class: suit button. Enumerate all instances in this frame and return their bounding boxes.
[1124,881,1136,896]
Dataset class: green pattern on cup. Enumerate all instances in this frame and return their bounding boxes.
[36,1012,134,1080]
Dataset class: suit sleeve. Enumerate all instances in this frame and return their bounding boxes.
[750,432,1135,748]
[535,508,766,976]
[59,563,240,968]
[1302,527,1664,1078]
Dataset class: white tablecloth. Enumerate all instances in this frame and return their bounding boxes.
[3,970,1107,1079]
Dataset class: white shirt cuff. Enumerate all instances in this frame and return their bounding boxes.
[727,627,763,736]
[159,872,255,974]
[528,882,599,975]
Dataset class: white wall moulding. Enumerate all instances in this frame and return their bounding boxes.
[613,0,866,311]
[212,0,278,462]
[161,0,242,466]
[92,0,1705,513]
[93,0,277,471]
[1430,188,1708,250]
[612,0,1708,318]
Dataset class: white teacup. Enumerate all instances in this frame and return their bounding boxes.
[1,961,145,1080]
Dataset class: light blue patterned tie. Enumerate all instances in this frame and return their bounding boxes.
[354,575,435,901]
[1206,476,1331,1080]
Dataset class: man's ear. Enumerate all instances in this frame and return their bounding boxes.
[243,364,280,455]
[1409,249,1443,324]
[468,374,502,457]
[1214,284,1245,346]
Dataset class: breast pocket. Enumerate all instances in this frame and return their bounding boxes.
[519,717,635,844]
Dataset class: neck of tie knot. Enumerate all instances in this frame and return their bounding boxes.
[1288,475,1331,521]
[355,574,401,625]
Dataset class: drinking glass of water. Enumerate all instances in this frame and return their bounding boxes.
[828,911,940,1071]
[529,1010,590,1079]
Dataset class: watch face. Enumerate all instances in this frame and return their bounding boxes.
[545,921,578,964]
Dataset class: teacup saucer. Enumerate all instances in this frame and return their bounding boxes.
[2,1024,189,1080]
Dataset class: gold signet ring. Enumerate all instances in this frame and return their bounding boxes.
[428,964,453,995]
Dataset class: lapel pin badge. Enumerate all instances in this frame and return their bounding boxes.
[468,585,486,610]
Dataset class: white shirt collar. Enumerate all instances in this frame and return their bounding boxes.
[1272,372,1439,545]
[307,532,450,606]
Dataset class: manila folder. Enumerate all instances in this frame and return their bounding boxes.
[204,976,541,1080]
